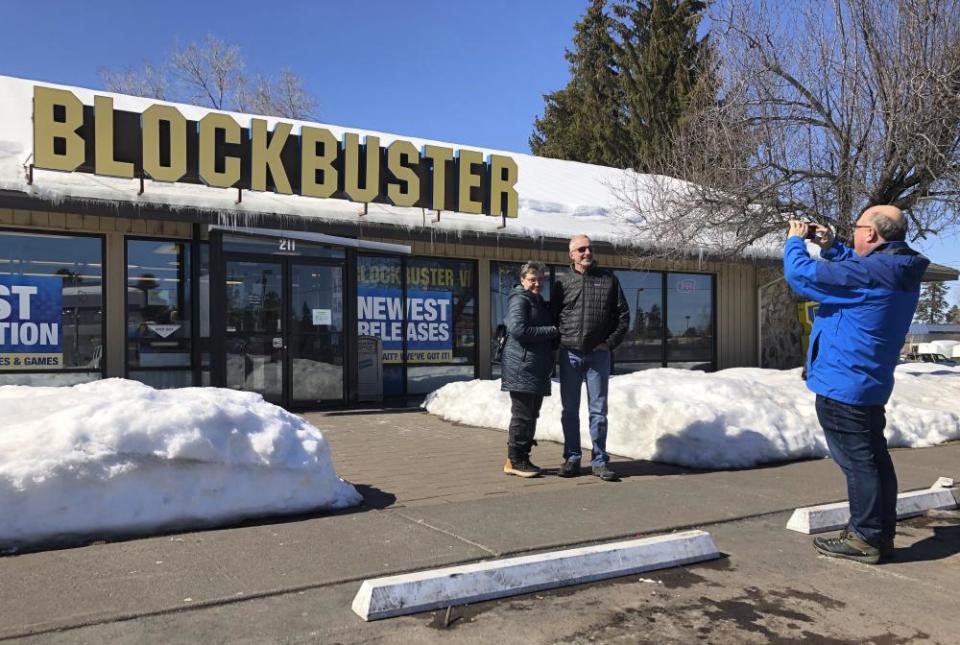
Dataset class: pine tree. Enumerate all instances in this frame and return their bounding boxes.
[915,282,949,324]
[530,0,628,166]
[946,304,960,324]
[530,0,714,171]
[612,0,714,171]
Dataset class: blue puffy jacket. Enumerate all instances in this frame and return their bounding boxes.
[783,237,929,406]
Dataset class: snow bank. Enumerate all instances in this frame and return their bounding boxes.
[0,379,361,549]
[424,365,960,469]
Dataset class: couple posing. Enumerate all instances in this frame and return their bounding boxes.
[500,234,630,480]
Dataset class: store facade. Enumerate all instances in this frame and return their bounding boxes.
[0,75,773,407]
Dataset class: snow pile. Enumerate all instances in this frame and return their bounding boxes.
[0,379,361,549]
[424,365,960,469]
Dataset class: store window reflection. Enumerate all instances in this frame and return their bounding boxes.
[405,257,476,394]
[490,261,554,378]
[0,230,103,385]
[613,271,663,372]
[126,240,193,387]
[357,255,478,397]
[666,273,714,370]
[358,254,405,397]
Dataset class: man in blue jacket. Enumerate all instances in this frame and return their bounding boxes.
[784,205,929,564]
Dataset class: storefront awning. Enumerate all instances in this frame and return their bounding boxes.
[209,226,411,255]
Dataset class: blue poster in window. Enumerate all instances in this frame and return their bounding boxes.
[357,287,452,363]
[0,275,63,369]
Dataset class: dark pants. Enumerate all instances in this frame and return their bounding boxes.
[815,394,898,546]
[508,392,544,462]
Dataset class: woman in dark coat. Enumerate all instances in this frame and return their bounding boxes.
[501,261,558,477]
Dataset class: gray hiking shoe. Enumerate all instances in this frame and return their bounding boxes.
[558,460,581,478]
[813,528,880,564]
[592,464,619,481]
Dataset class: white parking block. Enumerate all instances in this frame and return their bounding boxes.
[351,530,720,621]
[786,480,960,534]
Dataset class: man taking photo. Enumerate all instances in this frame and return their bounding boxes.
[784,205,929,564]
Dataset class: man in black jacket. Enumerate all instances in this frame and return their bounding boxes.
[550,234,630,480]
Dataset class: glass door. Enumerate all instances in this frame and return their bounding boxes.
[288,262,345,406]
[224,260,285,404]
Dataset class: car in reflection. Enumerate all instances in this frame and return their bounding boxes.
[901,352,958,366]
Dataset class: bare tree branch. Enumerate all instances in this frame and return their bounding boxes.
[99,34,317,120]
[615,0,960,257]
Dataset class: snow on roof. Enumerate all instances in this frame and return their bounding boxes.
[0,74,780,260]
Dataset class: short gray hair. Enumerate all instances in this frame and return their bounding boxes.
[872,213,907,241]
[519,261,547,279]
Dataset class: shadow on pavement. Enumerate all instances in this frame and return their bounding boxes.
[350,483,398,510]
[891,517,960,563]
[611,459,701,478]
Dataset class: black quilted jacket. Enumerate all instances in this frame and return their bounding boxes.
[500,286,558,395]
[549,263,630,353]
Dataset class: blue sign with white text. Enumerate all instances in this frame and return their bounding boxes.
[357,287,453,363]
[0,275,63,362]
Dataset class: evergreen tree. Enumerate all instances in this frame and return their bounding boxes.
[530,0,714,171]
[612,0,714,172]
[530,0,628,166]
[946,304,960,324]
[915,282,949,324]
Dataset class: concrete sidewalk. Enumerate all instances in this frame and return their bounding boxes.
[1,410,958,642]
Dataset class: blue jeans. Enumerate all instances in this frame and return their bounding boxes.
[815,394,897,546]
[559,348,610,467]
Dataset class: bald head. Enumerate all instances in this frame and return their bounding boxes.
[863,205,906,242]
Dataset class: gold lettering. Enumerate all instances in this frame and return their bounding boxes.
[488,154,518,218]
[142,105,188,182]
[457,149,484,214]
[93,96,134,178]
[199,113,241,188]
[300,126,338,198]
[251,118,293,194]
[421,145,453,211]
[343,133,380,203]
[386,140,420,207]
[33,87,85,172]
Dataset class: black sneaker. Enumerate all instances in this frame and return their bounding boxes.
[558,460,581,478]
[592,464,619,482]
[504,458,540,478]
[813,528,880,564]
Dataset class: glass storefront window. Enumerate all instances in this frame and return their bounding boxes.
[609,269,715,373]
[358,254,477,397]
[126,240,193,384]
[666,273,714,368]
[358,255,405,396]
[405,258,476,389]
[0,230,103,384]
[614,271,663,364]
[490,261,554,377]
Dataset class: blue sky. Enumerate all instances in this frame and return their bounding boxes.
[2,0,957,301]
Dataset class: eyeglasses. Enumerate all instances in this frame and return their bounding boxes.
[854,225,874,232]
[573,245,592,253]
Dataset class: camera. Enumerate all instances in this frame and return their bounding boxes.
[803,222,819,240]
